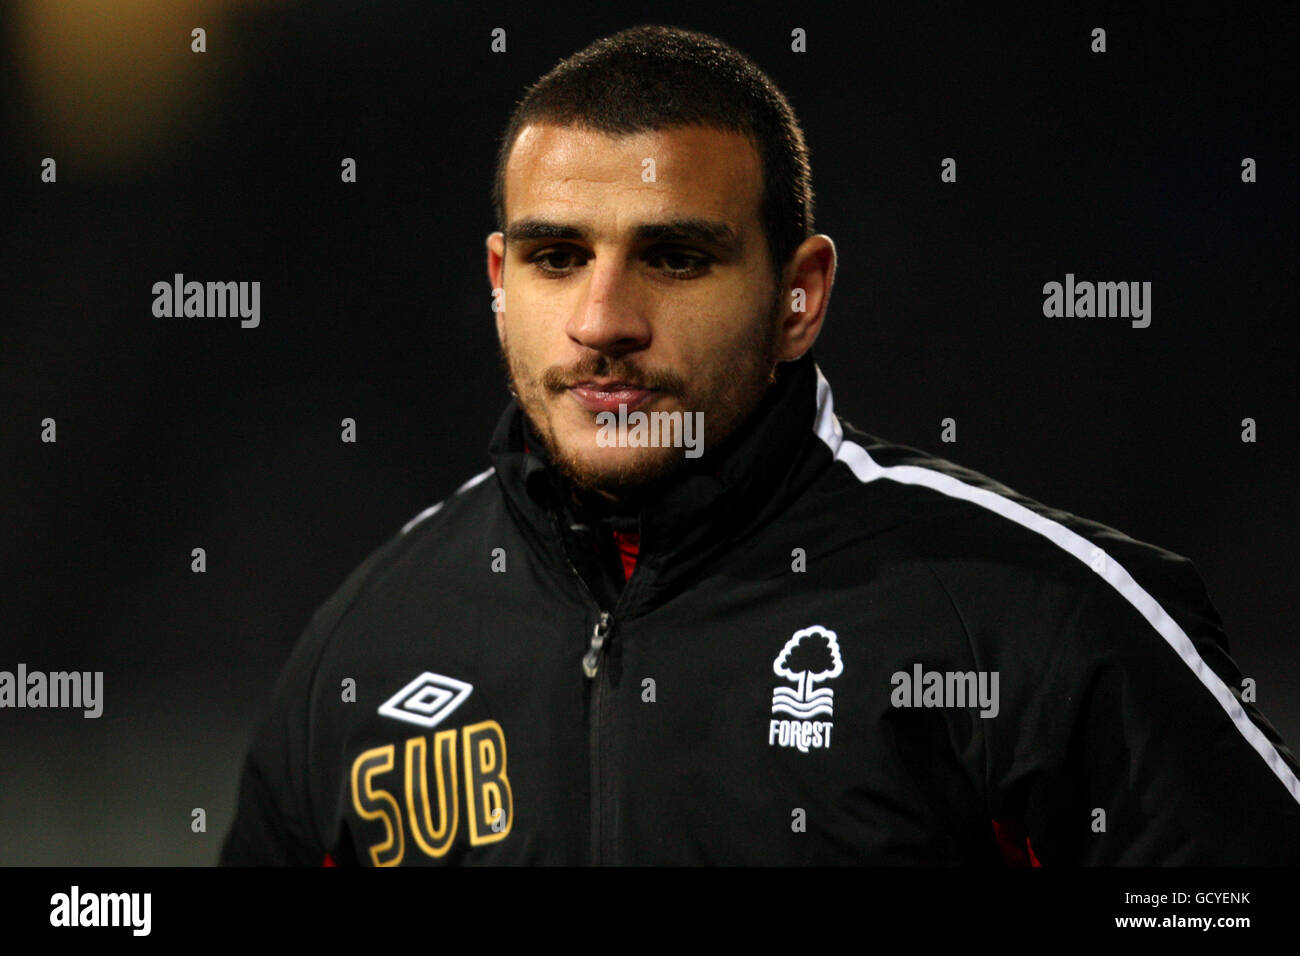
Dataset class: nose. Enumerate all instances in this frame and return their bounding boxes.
[564,254,651,357]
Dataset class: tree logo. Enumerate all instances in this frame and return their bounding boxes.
[772,625,843,720]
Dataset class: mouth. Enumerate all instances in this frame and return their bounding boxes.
[567,382,659,414]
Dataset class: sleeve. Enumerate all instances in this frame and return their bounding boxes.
[219,533,405,866]
[218,610,331,866]
[1011,558,1300,865]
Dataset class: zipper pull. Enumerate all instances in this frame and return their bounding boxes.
[582,611,612,678]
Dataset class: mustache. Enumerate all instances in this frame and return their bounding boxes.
[541,357,686,396]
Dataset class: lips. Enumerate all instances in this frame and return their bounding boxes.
[568,382,658,414]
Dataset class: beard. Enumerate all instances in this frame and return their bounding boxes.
[498,292,783,500]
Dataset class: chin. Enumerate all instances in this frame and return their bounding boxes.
[555,446,687,497]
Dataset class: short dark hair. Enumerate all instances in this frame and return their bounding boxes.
[492,24,814,279]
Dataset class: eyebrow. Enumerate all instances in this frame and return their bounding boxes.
[504,217,744,256]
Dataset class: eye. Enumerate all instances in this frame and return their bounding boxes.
[648,247,713,279]
[528,246,588,277]
[525,244,714,279]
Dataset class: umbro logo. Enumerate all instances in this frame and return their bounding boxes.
[378,672,473,728]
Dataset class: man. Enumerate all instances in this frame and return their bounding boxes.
[221,25,1300,865]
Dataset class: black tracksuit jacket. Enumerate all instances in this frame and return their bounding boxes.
[220,352,1300,865]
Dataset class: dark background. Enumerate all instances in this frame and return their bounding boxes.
[2,1,1296,864]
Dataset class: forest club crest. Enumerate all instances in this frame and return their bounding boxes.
[769,625,842,753]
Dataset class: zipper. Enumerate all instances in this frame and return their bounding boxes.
[582,611,612,678]
[550,512,618,864]
[587,611,611,865]
[549,510,622,677]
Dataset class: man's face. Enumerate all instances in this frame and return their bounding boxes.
[488,122,784,498]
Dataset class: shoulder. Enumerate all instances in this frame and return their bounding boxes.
[289,466,500,671]
[809,421,1221,683]
[819,419,1206,601]
[817,423,1247,731]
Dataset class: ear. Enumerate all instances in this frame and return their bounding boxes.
[487,232,506,341]
[774,235,836,362]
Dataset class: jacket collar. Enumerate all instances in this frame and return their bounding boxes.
[487,351,834,615]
